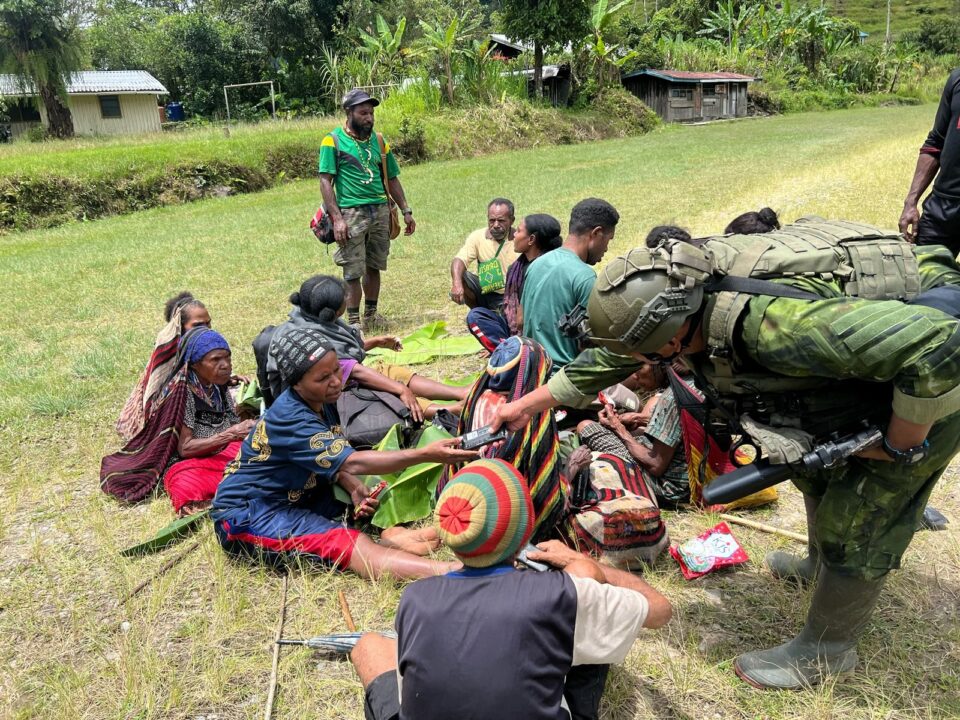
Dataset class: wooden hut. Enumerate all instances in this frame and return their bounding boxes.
[0,70,168,139]
[622,69,755,123]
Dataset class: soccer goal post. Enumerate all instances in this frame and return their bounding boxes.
[223,80,276,122]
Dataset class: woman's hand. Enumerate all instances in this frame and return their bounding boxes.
[525,540,585,569]
[350,484,379,519]
[398,386,425,424]
[423,437,480,464]
[598,405,628,436]
[618,412,647,431]
[229,374,251,387]
[371,335,403,351]
[229,419,257,441]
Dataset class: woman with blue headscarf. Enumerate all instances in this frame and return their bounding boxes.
[101,327,255,514]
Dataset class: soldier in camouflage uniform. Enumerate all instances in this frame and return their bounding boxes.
[492,219,960,689]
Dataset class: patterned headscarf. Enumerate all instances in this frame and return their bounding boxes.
[181,328,230,365]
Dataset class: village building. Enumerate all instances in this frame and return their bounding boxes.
[622,69,755,123]
[0,70,168,139]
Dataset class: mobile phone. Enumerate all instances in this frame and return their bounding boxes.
[357,481,389,512]
[517,543,550,572]
[459,424,509,451]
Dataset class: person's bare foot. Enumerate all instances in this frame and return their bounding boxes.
[178,500,212,517]
[380,526,441,556]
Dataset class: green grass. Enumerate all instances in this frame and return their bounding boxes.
[827,0,958,38]
[2,103,959,719]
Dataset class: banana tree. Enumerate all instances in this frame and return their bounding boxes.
[358,13,408,84]
[418,16,479,105]
[583,0,637,87]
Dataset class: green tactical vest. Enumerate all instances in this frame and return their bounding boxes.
[695,217,921,395]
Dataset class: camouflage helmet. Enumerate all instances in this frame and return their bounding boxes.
[585,243,712,355]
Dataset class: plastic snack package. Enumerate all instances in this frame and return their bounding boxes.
[670,522,749,580]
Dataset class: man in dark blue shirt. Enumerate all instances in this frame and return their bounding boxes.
[901,69,960,254]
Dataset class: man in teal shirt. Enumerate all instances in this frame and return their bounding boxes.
[319,89,415,330]
[521,198,619,367]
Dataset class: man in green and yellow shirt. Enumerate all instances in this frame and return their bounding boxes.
[319,89,415,330]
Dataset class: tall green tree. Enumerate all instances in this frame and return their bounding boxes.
[0,0,85,137]
[498,0,590,99]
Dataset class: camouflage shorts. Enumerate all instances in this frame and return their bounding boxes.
[793,410,960,580]
[334,203,391,281]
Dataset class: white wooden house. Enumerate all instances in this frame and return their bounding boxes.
[0,70,168,139]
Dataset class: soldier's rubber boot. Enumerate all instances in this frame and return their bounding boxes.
[734,566,886,690]
[765,494,820,584]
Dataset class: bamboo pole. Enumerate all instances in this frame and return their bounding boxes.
[120,537,202,604]
[264,572,290,720]
[338,590,357,632]
[718,513,808,544]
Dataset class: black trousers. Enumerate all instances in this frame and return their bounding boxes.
[917,191,960,256]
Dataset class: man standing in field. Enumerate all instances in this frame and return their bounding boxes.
[449,198,519,310]
[900,69,960,255]
[319,89,415,331]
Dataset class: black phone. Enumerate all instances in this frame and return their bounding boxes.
[459,424,509,451]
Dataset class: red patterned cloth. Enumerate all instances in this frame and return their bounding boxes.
[164,441,241,514]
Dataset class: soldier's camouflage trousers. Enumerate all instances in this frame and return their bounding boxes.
[792,410,960,580]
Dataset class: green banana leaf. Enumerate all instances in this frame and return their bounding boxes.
[235,378,264,415]
[365,321,479,365]
[120,510,209,557]
[334,424,452,528]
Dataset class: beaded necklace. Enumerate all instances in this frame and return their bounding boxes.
[343,124,377,185]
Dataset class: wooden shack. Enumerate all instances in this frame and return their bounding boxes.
[622,69,755,123]
[0,70,168,138]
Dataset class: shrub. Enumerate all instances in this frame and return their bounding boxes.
[589,87,660,135]
[391,115,427,164]
[263,141,319,179]
[24,125,48,143]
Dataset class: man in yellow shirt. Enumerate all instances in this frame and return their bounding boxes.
[450,198,520,310]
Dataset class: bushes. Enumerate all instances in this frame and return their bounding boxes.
[0,161,270,232]
[589,87,660,135]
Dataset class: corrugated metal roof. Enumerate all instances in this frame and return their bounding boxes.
[623,69,756,83]
[0,70,168,97]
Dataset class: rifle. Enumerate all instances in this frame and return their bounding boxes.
[702,426,883,505]
[278,631,398,654]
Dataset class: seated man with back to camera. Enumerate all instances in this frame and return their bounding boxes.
[347,458,672,720]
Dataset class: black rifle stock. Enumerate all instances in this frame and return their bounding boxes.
[702,427,883,505]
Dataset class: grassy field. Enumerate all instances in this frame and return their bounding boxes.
[2,103,959,720]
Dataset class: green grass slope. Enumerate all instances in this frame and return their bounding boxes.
[828,0,958,39]
[1,104,958,719]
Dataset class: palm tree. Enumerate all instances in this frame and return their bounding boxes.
[418,17,479,105]
[0,0,84,138]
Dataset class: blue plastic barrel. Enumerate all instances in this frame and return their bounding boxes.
[165,102,185,122]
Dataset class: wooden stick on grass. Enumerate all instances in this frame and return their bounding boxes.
[120,537,202,604]
[718,513,808,544]
[264,571,290,720]
[338,590,357,632]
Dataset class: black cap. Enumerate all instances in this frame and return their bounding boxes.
[342,89,380,109]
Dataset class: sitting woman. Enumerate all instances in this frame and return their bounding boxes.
[466,214,562,353]
[101,327,255,513]
[441,336,565,542]
[212,327,479,579]
[576,361,694,506]
[264,275,466,420]
[115,292,212,442]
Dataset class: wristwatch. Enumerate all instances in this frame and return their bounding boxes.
[402,207,413,216]
[881,436,929,465]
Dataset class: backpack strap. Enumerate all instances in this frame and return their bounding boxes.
[376,132,394,205]
[706,275,822,300]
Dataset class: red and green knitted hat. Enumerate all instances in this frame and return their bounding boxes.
[435,459,533,568]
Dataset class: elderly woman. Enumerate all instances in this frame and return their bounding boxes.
[101,327,254,513]
[212,327,479,579]
[115,292,212,442]
[466,213,562,353]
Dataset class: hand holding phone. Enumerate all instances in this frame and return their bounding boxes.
[459,424,509,451]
